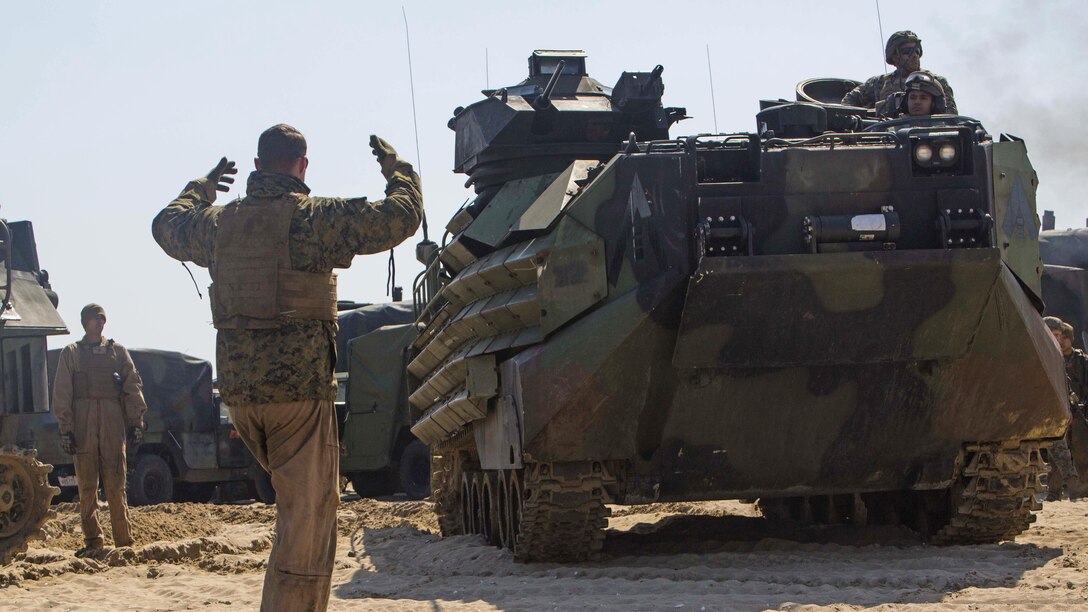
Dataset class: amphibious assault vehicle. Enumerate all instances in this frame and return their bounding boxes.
[0,220,63,564]
[408,51,1069,561]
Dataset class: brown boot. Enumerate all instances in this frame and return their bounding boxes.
[75,539,105,558]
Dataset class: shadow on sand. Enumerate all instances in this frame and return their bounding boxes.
[333,511,1061,610]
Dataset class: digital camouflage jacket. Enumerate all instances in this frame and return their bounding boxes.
[152,168,423,406]
[841,69,958,115]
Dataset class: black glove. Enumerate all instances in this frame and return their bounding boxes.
[127,426,143,446]
[199,157,237,203]
[61,432,76,455]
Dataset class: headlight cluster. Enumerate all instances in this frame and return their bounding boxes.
[912,138,959,168]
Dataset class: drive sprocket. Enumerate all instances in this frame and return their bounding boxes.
[0,445,59,565]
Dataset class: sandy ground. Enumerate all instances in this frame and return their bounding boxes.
[3,496,1088,611]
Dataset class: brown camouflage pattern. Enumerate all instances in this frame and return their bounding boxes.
[842,69,957,115]
[153,169,422,406]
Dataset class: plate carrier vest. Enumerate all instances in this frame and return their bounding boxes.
[210,195,337,329]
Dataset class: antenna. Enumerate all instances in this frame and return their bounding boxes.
[875,0,888,77]
[401,6,428,242]
[706,44,719,133]
[486,48,490,89]
[401,7,422,179]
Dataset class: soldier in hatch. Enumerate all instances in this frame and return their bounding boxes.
[882,71,949,118]
[52,303,147,556]
[842,30,958,115]
[152,124,422,611]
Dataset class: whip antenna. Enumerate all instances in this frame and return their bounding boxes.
[706,45,719,133]
[401,6,427,241]
[875,0,888,77]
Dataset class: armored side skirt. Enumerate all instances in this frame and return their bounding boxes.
[510,248,1068,501]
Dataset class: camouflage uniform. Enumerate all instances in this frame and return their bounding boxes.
[842,70,958,115]
[153,165,421,611]
[1060,349,1088,499]
[1067,349,1088,404]
[53,337,147,549]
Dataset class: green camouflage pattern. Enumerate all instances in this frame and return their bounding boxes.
[409,53,1068,561]
[842,70,958,115]
[153,169,423,406]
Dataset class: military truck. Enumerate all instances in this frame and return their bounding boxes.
[0,219,64,564]
[1040,225,1088,349]
[41,348,254,505]
[407,51,1068,561]
[336,302,429,499]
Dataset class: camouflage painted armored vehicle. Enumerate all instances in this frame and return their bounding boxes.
[409,51,1069,561]
[0,220,64,564]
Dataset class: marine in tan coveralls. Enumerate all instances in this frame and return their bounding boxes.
[52,303,147,555]
[841,30,958,116]
[152,124,422,612]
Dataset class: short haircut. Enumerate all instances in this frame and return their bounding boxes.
[257,124,307,171]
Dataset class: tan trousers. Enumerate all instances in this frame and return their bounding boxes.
[230,399,340,612]
[73,398,133,548]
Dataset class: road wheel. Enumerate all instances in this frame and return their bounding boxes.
[253,468,276,504]
[129,454,174,506]
[398,440,431,500]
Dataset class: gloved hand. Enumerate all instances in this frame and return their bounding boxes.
[198,157,237,203]
[61,432,76,455]
[369,135,414,181]
[127,426,143,447]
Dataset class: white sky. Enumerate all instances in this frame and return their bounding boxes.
[2,0,1085,366]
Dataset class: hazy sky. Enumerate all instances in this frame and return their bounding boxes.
[2,0,1085,366]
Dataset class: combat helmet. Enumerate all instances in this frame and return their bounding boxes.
[899,71,947,114]
[885,30,923,64]
[1044,315,1075,340]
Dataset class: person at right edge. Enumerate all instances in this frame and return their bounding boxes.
[1045,316,1088,500]
[841,30,958,116]
[151,124,422,611]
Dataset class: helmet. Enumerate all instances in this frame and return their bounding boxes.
[885,30,923,64]
[1044,316,1074,339]
[899,71,947,114]
[904,71,944,98]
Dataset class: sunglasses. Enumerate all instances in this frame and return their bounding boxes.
[898,46,922,57]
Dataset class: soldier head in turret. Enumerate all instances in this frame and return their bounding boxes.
[885,30,923,75]
[841,30,958,115]
[891,71,948,117]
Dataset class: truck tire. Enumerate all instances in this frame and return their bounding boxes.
[129,454,174,506]
[350,471,394,498]
[399,440,431,500]
[253,468,276,504]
